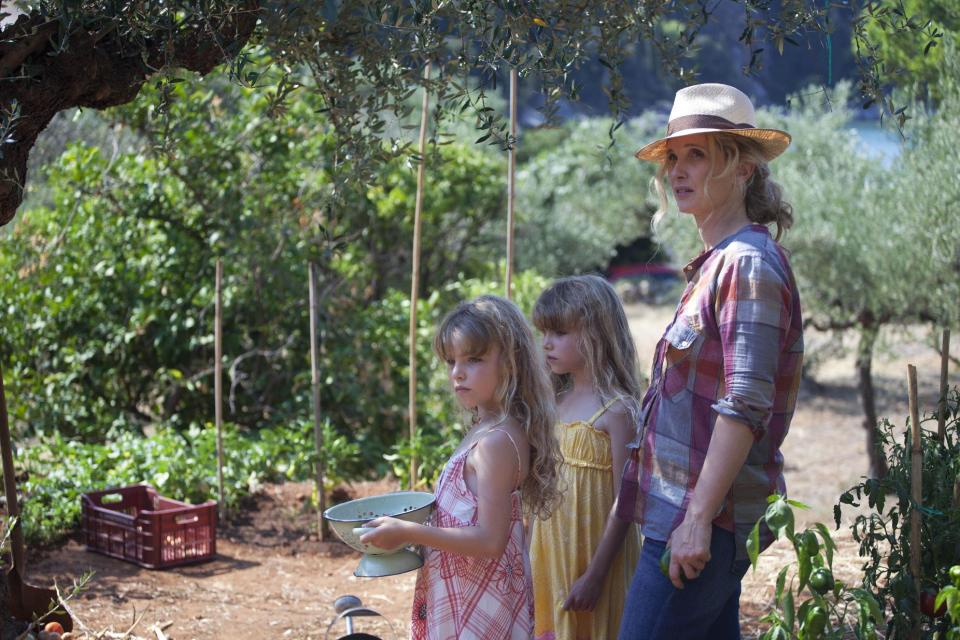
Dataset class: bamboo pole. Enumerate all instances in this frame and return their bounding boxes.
[505,67,518,300]
[938,329,950,442]
[907,364,922,639]
[309,262,328,540]
[215,259,226,522]
[408,63,431,490]
[0,363,26,576]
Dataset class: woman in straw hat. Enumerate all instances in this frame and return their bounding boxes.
[613,83,804,639]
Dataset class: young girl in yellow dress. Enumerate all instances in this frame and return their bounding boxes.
[529,275,643,640]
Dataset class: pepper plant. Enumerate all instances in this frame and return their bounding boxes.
[937,565,960,639]
[748,495,882,639]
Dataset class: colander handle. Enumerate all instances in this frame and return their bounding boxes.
[324,606,400,640]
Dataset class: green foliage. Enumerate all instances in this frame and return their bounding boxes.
[19,419,358,546]
[836,388,960,638]
[515,115,662,276]
[0,72,508,456]
[857,1,959,104]
[364,141,506,295]
[748,495,882,639]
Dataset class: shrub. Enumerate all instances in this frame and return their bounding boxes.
[19,419,358,546]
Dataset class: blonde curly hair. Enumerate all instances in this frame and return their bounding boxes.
[433,295,562,520]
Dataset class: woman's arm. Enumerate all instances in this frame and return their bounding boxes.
[360,430,518,559]
[664,253,794,588]
[666,414,754,588]
[563,406,634,610]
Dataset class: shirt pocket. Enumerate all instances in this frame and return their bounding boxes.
[660,317,703,402]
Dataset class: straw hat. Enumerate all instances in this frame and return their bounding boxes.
[634,83,791,162]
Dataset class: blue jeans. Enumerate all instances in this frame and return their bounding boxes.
[617,526,750,640]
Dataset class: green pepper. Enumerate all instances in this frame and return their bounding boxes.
[659,547,688,583]
[809,568,835,595]
[806,605,828,638]
[660,547,671,578]
[801,530,820,557]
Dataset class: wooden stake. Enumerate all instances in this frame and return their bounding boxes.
[938,329,950,442]
[408,63,431,490]
[907,364,922,640]
[505,67,518,301]
[215,259,226,523]
[309,262,327,540]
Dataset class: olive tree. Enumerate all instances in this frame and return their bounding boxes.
[0,0,948,228]
[513,114,661,276]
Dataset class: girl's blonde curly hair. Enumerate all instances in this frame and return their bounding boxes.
[433,295,562,520]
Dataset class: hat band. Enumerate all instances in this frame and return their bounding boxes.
[666,114,755,136]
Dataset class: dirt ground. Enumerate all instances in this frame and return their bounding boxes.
[27,302,958,639]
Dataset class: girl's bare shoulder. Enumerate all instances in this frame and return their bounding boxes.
[593,396,635,434]
[469,419,529,486]
[487,416,528,449]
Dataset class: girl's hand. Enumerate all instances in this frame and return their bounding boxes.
[358,516,416,550]
[666,515,712,589]
[562,570,602,611]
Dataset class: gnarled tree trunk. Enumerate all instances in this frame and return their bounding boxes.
[0,1,259,226]
[856,321,888,479]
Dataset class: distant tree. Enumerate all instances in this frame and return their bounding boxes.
[514,115,660,276]
[0,0,946,228]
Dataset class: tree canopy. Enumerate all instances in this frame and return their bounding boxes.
[0,0,948,227]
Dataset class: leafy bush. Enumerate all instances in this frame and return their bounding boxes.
[836,387,960,638]
[0,72,511,452]
[748,495,882,639]
[514,115,661,277]
[19,419,358,546]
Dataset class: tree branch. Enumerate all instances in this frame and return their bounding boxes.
[0,2,259,226]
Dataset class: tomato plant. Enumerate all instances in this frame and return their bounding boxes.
[836,388,960,638]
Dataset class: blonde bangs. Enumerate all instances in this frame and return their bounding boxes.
[532,283,584,334]
[433,311,495,362]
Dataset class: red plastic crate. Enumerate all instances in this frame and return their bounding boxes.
[81,484,217,569]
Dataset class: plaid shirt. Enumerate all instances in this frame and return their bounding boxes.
[616,224,804,559]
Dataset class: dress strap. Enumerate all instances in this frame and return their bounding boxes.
[587,396,623,426]
[486,427,523,490]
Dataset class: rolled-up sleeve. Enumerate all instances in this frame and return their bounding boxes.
[711,254,792,438]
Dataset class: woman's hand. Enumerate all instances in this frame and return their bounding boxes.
[666,514,712,589]
[562,569,603,611]
[358,516,416,550]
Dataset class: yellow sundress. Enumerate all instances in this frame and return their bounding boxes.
[529,399,641,640]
